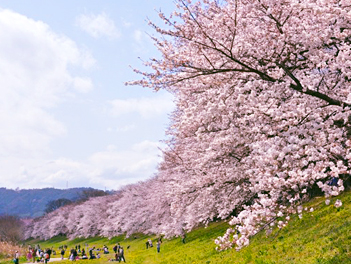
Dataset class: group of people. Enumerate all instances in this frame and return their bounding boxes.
[59,245,74,260]
[146,237,162,253]
[24,245,53,263]
[15,235,178,264]
[109,243,126,262]
[58,244,125,261]
[61,244,92,260]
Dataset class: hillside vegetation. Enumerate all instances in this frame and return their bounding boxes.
[16,192,351,264]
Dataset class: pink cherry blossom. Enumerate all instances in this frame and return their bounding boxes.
[24,0,351,252]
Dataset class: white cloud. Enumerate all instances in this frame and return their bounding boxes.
[90,141,161,174]
[0,9,94,158]
[2,141,163,190]
[0,8,171,192]
[107,124,136,133]
[8,157,89,189]
[87,141,162,188]
[76,12,120,39]
[73,77,93,93]
[109,92,174,118]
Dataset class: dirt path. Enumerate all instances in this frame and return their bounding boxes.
[23,258,62,264]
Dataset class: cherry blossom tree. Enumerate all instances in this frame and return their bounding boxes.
[23,180,174,240]
[24,204,72,240]
[24,0,351,251]
[24,196,114,240]
[129,0,351,250]
[102,178,175,238]
[71,195,115,239]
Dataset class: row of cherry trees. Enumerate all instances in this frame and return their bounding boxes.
[25,0,351,250]
[24,179,177,240]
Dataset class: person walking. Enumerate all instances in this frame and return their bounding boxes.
[118,247,126,263]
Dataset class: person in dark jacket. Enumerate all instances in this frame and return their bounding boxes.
[60,248,65,260]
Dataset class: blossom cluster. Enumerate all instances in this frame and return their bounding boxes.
[25,0,351,252]
[131,0,351,250]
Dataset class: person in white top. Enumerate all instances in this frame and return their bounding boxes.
[14,250,20,264]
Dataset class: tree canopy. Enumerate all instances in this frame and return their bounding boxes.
[25,0,351,251]
[130,0,351,250]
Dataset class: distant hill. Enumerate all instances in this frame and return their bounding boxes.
[0,187,99,218]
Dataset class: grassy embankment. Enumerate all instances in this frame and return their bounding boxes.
[3,192,351,264]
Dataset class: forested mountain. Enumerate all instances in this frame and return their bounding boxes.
[0,187,99,218]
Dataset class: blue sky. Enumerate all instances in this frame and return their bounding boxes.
[0,1,175,190]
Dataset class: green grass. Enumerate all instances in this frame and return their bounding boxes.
[3,192,351,263]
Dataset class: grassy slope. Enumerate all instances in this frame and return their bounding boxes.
[5,192,351,264]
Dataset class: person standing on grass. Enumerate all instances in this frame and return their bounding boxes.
[60,248,65,260]
[118,247,126,263]
[27,248,32,262]
[13,250,19,264]
[47,248,52,260]
[157,240,161,253]
[89,247,96,259]
[31,248,36,263]
[182,233,186,244]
